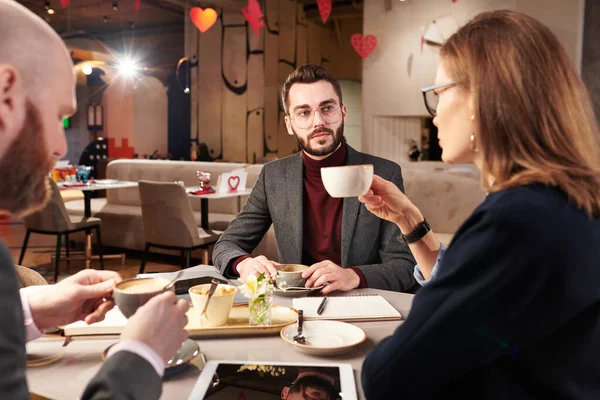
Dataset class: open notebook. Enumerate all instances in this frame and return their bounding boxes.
[292,294,402,322]
[63,307,127,336]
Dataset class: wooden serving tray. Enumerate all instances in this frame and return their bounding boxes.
[62,305,298,339]
[186,305,298,337]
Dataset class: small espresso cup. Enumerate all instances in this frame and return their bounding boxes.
[275,264,309,289]
[113,277,172,318]
[189,284,237,327]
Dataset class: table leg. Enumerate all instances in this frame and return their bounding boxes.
[83,192,92,218]
[201,198,209,230]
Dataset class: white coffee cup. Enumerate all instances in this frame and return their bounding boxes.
[321,164,374,198]
[189,284,237,327]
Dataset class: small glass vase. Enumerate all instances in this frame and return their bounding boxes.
[248,293,273,326]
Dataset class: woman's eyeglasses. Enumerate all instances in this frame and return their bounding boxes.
[421,81,456,117]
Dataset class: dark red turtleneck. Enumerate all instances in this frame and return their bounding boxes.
[301,143,346,266]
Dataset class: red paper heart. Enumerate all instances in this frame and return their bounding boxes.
[189,7,218,33]
[60,0,70,8]
[228,176,240,191]
[317,0,332,24]
[351,34,378,59]
[135,0,141,12]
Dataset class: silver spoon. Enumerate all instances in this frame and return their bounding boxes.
[161,270,183,292]
[293,310,307,344]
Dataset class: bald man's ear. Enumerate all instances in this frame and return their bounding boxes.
[0,64,26,140]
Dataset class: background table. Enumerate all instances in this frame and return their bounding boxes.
[26,288,413,400]
[188,189,252,229]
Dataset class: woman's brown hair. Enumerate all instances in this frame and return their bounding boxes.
[441,10,600,217]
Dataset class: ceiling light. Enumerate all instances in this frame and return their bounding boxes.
[82,65,93,75]
[47,8,55,14]
[117,58,138,77]
[112,2,118,10]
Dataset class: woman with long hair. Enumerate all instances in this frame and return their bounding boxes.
[361,10,600,399]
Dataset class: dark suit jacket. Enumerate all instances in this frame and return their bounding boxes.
[362,184,600,399]
[212,145,417,292]
[0,241,162,399]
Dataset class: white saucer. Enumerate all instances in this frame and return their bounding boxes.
[273,285,324,298]
[280,320,366,356]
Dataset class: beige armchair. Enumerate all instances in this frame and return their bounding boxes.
[19,178,104,282]
[138,181,222,273]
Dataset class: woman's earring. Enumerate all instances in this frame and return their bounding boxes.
[470,134,479,153]
[471,115,475,120]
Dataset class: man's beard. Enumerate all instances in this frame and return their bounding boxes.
[293,121,345,157]
[0,100,53,218]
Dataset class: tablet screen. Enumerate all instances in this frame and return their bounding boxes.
[191,361,354,400]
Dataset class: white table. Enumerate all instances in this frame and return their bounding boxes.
[187,188,252,229]
[26,288,413,400]
[59,181,138,269]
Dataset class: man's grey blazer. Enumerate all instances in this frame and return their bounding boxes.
[212,145,417,292]
[0,241,162,400]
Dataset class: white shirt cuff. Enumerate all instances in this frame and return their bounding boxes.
[107,340,165,377]
[413,243,447,287]
[20,290,44,342]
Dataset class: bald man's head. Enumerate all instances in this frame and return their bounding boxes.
[0,0,72,93]
[0,0,75,217]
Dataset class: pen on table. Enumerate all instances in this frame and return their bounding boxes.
[316,296,328,315]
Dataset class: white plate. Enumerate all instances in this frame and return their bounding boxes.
[280,320,367,356]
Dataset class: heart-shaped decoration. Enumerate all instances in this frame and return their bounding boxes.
[135,0,141,12]
[351,34,378,59]
[60,0,70,8]
[317,0,332,24]
[189,7,218,33]
[228,176,240,192]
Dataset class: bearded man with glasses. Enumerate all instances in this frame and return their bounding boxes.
[213,64,417,294]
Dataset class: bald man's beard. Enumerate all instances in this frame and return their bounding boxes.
[0,100,52,218]
[293,121,345,157]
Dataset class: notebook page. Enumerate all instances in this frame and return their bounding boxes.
[63,307,127,336]
[293,295,402,320]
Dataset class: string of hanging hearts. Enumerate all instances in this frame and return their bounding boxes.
[186,0,379,59]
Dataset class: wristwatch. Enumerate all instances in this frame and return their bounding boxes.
[401,219,431,244]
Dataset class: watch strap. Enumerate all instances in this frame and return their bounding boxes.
[401,219,431,244]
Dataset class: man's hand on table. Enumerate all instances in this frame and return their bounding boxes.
[28,269,122,330]
[237,255,279,280]
[121,291,189,363]
[303,260,360,295]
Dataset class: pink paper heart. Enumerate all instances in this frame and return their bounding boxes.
[351,34,378,59]
[317,0,332,24]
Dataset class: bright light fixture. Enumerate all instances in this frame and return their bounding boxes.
[118,58,138,77]
[82,65,93,75]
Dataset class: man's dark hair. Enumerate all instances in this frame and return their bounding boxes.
[281,64,343,115]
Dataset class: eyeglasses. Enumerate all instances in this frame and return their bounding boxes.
[421,81,456,117]
[289,104,343,129]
